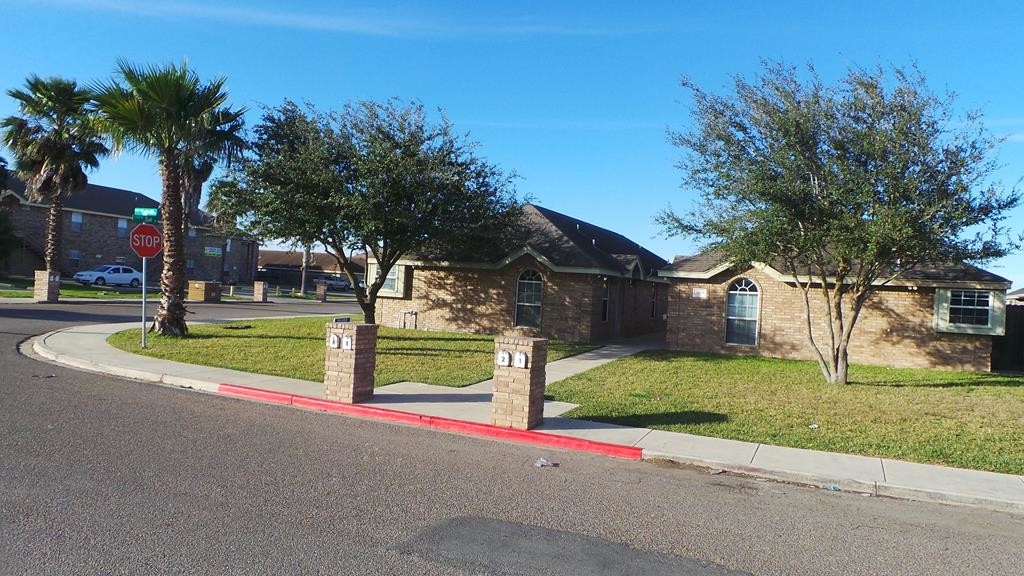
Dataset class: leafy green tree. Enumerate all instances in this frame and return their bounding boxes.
[219,99,520,324]
[1,76,108,278]
[659,63,1020,384]
[93,61,244,336]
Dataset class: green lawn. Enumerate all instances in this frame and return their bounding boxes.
[546,351,1024,474]
[107,316,594,387]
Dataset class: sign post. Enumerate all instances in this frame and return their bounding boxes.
[129,223,163,348]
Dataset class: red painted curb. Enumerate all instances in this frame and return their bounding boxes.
[218,384,294,405]
[216,384,642,460]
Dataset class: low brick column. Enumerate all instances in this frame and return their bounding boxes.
[253,281,268,303]
[324,323,377,403]
[315,281,328,302]
[34,270,60,303]
[491,336,548,430]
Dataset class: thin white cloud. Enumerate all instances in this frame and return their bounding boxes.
[20,0,649,38]
[1005,133,1024,143]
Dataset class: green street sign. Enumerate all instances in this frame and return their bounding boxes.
[132,207,159,222]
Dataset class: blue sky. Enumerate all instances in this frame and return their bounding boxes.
[2,1,1022,287]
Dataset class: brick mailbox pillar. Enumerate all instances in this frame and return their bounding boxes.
[491,336,548,430]
[34,270,60,303]
[253,281,268,303]
[324,322,378,403]
[315,281,328,303]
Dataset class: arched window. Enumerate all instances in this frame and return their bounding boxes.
[726,278,759,345]
[515,269,543,328]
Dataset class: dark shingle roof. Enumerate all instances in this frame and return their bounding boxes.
[668,250,730,273]
[405,203,667,278]
[3,176,211,225]
[523,204,667,275]
[663,249,1010,286]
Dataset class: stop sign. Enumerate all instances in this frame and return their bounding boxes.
[129,223,163,258]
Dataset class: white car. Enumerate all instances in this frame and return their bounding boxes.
[73,265,143,288]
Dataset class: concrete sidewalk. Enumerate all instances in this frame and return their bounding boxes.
[28,321,1024,514]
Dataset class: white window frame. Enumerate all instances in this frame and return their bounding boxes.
[188,226,197,238]
[515,269,543,328]
[117,218,128,238]
[367,262,408,298]
[934,288,1006,336]
[226,238,232,253]
[68,249,81,268]
[725,278,759,346]
[71,211,83,233]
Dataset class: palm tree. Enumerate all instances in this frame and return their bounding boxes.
[181,108,245,239]
[1,76,108,283]
[93,61,244,336]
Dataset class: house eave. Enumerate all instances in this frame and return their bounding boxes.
[375,247,669,283]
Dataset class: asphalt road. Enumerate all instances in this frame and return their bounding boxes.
[1,300,1022,575]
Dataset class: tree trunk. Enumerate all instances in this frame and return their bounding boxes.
[45,193,62,273]
[359,298,376,325]
[299,244,310,293]
[154,155,189,336]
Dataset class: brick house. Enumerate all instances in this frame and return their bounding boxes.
[1009,287,1024,306]
[0,177,259,284]
[659,252,1012,371]
[372,204,669,343]
[257,249,365,287]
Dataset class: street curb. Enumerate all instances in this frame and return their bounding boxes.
[218,384,643,460]
[25,325,1024,515]
[30,330,220,393]
[642,451,1024,515]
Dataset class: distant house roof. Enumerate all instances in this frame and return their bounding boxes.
[259,249,365,274]
[1009,287,1024,298]
[660,250,1011,289]
[397,203,668,279]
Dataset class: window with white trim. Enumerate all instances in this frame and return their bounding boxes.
[650,285,657,318]
[935,288,1005,335]
[380,266,398,293]
[726,278,759,346]
[367,262,408,297]
[117,218,128,238]
[71,212,83,233]
[188,226,197,238]
[226,238,232,252]
[515,269,542,328]
[949,290,990,326]
[68,249,81,269]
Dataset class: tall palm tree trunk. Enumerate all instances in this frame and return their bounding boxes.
[45,193,62,272]
[154,155,189,336]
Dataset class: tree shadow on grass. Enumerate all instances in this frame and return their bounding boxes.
[850,374,1024,388]
[378,334,491,344]
[590,411,729,429]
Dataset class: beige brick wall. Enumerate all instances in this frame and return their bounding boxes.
[375,255,667,343]
[491,336,548,429]
[323,323,378,403]
[666,267,993,371]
